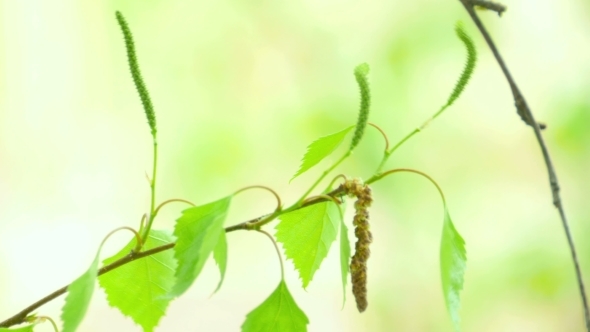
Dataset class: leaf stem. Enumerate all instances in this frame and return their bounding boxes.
[138,213,147,235]
[45,316,58,332]
[367,168,446,205]
[140,198,195,251]
[302,194,341,206]
[234,185,282,213]
[296,151,351,206]
[247,155,349,231]
[368,123,390,151]
[323,174,347,194]
[374,129,419,174]
[256,229,285,280]
[101,226,142,254]
[153,198,196,218]
[141,140,158,246]
[307,194,345,222]
[29,315,58,332]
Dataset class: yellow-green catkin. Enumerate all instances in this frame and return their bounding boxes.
[340,179,373,312]
[349,63,371,151]
[116,11,157,137]
[445,23,476,108]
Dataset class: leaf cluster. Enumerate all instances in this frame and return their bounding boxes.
[0,12,479,332]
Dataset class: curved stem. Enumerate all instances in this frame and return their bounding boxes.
[323,174,347,194]
[368,122,390,151]
[367,168,446,205]
[297,151,351,206]
[234,185,282,213]
[311,194,342,205]
[153,198,196,217]
[102,226,142,252]
[32,316,58,332]
[307,194,346,221]
[139,198,195,251]
[374,129,419,174]
[302,193,342,206]
[256,229,284,280]
[46,316,58,332]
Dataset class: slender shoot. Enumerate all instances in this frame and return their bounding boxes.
[374,23,476,174]
[116,11,160,245]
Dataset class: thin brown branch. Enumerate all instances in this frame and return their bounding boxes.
[0,187,345,328]
[458,1,590,330]
[472,0,506,16]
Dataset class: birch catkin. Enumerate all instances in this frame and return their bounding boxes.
[340,179,373,312]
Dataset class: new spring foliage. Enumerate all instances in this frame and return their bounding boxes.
[5,14,482,332]
[440,208,467,332]
[116,11,157,137]
[99,230,176,332]
[276,202,342,289]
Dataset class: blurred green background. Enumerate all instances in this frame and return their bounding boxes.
[1,0,589,331]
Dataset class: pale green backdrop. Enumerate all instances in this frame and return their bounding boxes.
[1,0,589,331]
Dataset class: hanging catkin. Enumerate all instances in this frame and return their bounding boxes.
[340,179,373,312]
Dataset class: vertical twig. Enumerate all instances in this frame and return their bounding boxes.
[458,1,590,330]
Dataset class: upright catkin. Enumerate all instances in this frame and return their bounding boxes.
[349,63,371,151]
[340,179,373,312]
[115,11,157,137]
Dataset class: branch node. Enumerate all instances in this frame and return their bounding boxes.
[472,0,507,16]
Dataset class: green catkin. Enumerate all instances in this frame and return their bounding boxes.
[349,63,371,151]
[416,23,477,132]
[340,179,373,312]
[116,11,157,137]
[445,23,477,108]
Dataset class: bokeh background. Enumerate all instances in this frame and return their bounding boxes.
[1,0,589,331]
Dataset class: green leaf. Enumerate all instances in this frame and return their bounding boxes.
[440,207,467,331]
[98,230,176,332]
[276,201,341,288]
[0,324,35,331]
[290,126,354,182]
[212,231,228,294]
[169,196,232,298]
[241,280,309,332]
[61,248,101,332]
[339,217,351,307]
